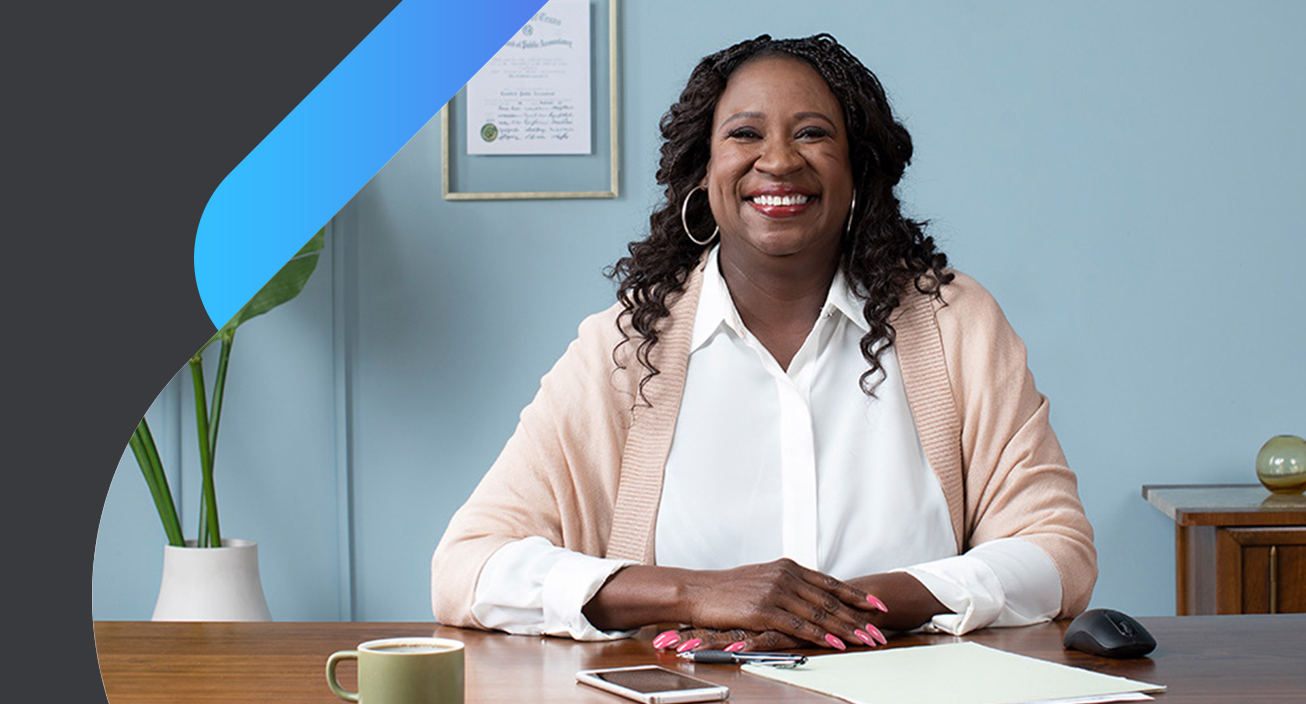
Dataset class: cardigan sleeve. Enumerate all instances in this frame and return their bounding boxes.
[430,305,635,627]
[935,273,1097,617]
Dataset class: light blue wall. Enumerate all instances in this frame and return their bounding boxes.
[95,0,1306,622]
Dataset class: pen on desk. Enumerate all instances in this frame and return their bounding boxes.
[678,650,808,668]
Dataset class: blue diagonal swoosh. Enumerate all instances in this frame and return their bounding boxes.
[194,0,548,328]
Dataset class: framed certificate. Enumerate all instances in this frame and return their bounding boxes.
[441,0,619,200]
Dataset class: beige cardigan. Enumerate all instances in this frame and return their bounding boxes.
[431,263,1097,626]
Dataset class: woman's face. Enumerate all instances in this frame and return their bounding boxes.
[705,55,852,265]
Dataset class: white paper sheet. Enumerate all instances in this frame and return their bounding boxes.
[742,642,1164,704]
[465,0,591,155]
[1031,694,1152,704]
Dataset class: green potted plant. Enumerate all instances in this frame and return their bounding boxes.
[129,229,324,620]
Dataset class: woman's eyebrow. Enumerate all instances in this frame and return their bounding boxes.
[794,111,837,128]
[720,111,765,128]
[719,110,838,130]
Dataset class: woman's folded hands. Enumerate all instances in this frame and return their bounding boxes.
[582,558,945,651]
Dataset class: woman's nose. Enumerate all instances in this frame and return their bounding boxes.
[754,138,804,176]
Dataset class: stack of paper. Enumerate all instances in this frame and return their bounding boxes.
[742,642,1164,704]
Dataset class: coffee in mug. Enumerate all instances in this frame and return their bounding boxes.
[327,637,464,704]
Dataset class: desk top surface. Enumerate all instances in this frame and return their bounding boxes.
[96,615,1306,703]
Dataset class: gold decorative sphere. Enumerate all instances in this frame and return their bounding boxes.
[1256,434,1306,494]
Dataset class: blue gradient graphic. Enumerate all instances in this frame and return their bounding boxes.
[194,0,548,328]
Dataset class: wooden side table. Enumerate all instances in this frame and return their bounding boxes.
[1143,484,1306,615]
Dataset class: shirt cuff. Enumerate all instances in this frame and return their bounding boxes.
[541,549,639,641]
[896,538,1061,635]
[471,536,637,641]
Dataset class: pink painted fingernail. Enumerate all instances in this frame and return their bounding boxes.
[853,629,875,646]
[865,623,888,646]
[724,641,746,653]
[824,634,847,651]
[676,638,703,653]
[653,631,680,649]
[866,594,889,612]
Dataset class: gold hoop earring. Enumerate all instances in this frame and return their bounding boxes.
[846,190,858,236]
[681,185,719,246]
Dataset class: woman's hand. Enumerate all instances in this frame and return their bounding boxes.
[583,558,890,649]
[646,573,947,652]
[652,625,892,653]
[678,559,890,649]
[652,628,803,653]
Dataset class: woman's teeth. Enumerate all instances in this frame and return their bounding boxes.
[751,194,812,206]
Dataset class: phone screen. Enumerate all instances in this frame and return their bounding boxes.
[592,667,714,693]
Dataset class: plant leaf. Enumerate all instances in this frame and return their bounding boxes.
[207,228,325,346]
[130,421,185,546]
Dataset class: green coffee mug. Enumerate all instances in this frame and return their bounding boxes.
[326,637,464,704]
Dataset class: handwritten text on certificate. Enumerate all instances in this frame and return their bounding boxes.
[466,0,591,155]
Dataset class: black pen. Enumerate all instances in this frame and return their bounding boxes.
[677,650,808,668]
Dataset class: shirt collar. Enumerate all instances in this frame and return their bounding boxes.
[690,246,741,352]
[825,268,871,334]
[690,246,870,353]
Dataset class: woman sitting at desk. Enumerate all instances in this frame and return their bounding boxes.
[432,34,1095,653]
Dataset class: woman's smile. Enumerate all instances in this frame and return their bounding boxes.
[746,186,817,217]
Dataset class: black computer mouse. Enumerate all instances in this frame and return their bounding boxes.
[1063,608,1156,658]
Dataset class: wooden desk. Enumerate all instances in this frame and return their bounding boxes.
[96,616,1306,703]
[1143,484,1306,614]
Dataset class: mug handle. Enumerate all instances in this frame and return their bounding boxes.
[326,650,361,702]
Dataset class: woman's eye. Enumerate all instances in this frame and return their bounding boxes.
[797,126,831,140]
[726,127,761,140]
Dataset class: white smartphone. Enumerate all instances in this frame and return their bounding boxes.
[576,665,730,704]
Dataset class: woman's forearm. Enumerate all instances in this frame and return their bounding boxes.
[582,564,699,630]
[845,571,948,631]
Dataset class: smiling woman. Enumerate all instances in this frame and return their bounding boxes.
[709,57,851,249]
[703,55,854,369]
[431,34,1095,655]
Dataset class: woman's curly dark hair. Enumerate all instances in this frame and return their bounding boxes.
[608,33,953,402]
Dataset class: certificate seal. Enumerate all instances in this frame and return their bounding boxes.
[479,123,499,143]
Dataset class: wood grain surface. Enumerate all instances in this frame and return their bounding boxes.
[96,615,1306,703]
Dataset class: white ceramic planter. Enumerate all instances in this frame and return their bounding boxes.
[152,538,273,621]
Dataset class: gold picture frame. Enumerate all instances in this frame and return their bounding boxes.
[441,0,619,200]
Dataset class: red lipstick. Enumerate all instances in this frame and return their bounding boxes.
[746,185,816,218]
